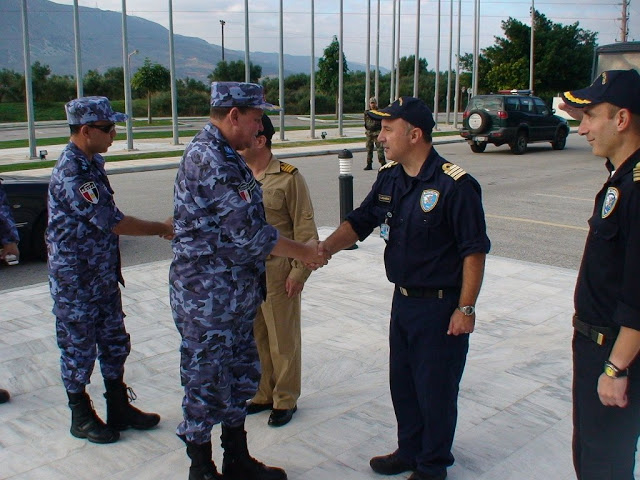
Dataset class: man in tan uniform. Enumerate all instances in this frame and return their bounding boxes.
[238,114,318,427]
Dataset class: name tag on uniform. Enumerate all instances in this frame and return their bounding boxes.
[380,223,390,240]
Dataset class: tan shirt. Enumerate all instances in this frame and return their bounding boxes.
[259,154,318,285]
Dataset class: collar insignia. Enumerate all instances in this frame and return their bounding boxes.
[79,181,99,204]
[601,186,619,218]
[420,189,439,212]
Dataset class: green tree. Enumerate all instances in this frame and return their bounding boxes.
[0,69,24,102]
[398,55,428,77]
[31,61,51,101]
[103,67,125,100]
[131,58,171,124]
[466,11,596,99]
[208,60,262,83]
[317,36,349,117]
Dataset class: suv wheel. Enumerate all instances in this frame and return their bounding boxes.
[551,129,567,150]
[510,131,528,155]
[470,141,487,153]
[467,110,491,134]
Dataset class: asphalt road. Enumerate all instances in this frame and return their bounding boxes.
[1,133,601,291]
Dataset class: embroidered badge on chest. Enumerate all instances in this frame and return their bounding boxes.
[420,189,439,212]
[79,181,99,204]
[601,186,619,218]
[238,177,257,203]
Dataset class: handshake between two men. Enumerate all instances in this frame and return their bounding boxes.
[296,221,361,271]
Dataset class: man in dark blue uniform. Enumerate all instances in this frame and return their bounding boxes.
[171,82,326,480]
[560,69,640,480]
[48,96,174,444]
[320,96,490,480]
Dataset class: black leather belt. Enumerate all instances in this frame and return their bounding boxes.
[573,315,619,346]
[396,286,456,299]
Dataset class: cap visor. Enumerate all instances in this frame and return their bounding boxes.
[257,102,281,112]
[110,112,129,123]
[561,88,594,108]
[367,108,395,120]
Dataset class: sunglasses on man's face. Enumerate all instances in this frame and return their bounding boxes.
[88,123,116,134]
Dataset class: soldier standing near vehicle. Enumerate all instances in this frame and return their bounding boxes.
[48,96,173,444]
[364,97,386,170]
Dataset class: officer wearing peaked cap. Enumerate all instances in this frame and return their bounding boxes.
[320,96,490,480]
[47,96,173,445]
[560,69,640,480]
[170,82,327,480]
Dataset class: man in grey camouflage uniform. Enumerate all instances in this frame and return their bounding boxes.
[364,97,386,170]
[171,82,326,480]
[47,96,173,444]
[0,182,20,404]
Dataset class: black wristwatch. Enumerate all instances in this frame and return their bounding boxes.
[604,360,628,378]
[457,305,475,316]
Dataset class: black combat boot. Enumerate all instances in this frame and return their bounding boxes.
[180,436,224,480]
[221,423,287,480]
[104,377,160,431]
[67,391,119,444]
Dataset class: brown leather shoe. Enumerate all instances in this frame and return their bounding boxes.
[369,451,415,475]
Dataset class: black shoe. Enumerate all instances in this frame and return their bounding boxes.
[364,165,373,170]
[408,471,447,480]
[370,451,415,475]
[104,379,160,431]
[68,391,120,444]
[268,406,297,427]
[246,401,273,415]
[0,389,10,404]
[221,424,287,480]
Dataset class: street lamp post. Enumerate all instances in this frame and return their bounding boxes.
[128,49,139,81]
[220,20,225,61]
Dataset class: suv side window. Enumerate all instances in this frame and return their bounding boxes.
[520,97,535,113]
[533,98,550,115]
[505,97,520,112]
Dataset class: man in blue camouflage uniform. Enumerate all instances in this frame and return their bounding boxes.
[320,97,490,480]
[48,96,173,444]
[171,82,326,480]
[0,181,20,404]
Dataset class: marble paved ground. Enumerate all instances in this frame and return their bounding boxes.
[1,227,630,479]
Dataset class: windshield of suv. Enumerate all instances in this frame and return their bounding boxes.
[468,96,503,111]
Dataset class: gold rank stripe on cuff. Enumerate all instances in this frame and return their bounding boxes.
[442,162,466,180]
[634,161,640,183]
[279,162,298,174]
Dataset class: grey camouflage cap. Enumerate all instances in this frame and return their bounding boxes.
[210,82,280,110]
[65,96,128,125]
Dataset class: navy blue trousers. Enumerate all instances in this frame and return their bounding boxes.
[572,332,640,480]
[389,291,468,477]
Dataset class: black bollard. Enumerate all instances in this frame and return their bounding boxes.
[338,149,358,250]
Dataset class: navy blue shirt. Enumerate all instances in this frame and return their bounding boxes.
[575,149,640,331]
[347,147,490,288]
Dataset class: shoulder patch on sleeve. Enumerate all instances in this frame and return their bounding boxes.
[280,162,298,174]
[634,161,640,183]
[442,162,467,181]
[379,161,398,171]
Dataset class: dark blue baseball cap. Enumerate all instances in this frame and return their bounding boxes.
[368,96,436,134]
[562,69,640,114]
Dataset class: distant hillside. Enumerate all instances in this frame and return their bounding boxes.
[0,0,380,82]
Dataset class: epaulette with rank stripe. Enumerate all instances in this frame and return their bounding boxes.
[279,162,298,174]
[442,162,466,180]
[379,161,398,171]
[634,161,640,183]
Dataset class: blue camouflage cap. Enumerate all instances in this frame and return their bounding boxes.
[65,96,128,125]
[210,82,280,110]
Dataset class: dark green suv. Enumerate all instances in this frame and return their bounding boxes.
[459,91,569,154]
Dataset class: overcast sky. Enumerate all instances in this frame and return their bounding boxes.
[49,0,638,70]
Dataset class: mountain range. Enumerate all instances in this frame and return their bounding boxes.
[0,0,378,82]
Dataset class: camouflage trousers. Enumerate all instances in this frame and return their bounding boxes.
[54,287,130,393]
[170,262,263,444]
[366,134,385,165]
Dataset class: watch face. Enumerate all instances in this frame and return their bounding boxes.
[460,306,475,315]
[604,364,617,377]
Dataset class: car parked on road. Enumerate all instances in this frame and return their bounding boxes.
[459,90,570,155]
[1,175,49,260]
